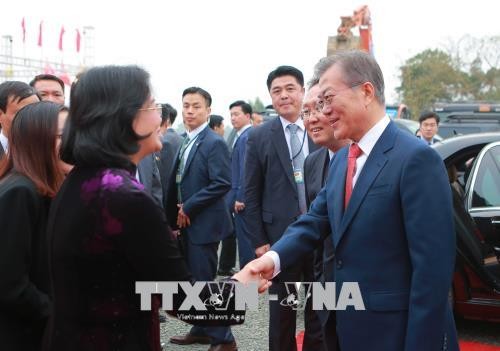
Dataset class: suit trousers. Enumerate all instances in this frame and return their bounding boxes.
[181,235,235,345]
[268,254,323,351]
[234,212,254,269]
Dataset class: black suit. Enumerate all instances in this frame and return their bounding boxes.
[159,128,182,204]
[0,173,51,351]
[303,148,338,351]
[244,117,321,351]
[137,154,163,207]
[0,143,5,159]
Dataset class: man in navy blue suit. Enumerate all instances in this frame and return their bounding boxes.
[418,111,440,145]
[167,87,236,351]
[244,66,321,351]
[236,51,458,351]
[228,100,254,269]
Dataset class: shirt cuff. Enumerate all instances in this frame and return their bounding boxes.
[263,250,281,278]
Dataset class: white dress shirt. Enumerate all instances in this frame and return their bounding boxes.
[265,115,391,276]
[0,130,8,153]
[180,122,208,173]
[232,123,252,148]
[279,116,310,159]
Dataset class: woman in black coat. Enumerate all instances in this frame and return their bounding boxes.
[44,66,262,351]
[0,102,67,350]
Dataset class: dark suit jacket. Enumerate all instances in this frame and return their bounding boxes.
[0,172,51,350]
[244,117,318,248]
[417,135,439,145]
[273,121,458,351]
[0,143,5,159]
[228,126,251,206]
[303,148,334,277]
[167,126,232,245]
[44,167,243,351]
[303,148,336,328]
[159,128,182,203]
[138,154,163,207]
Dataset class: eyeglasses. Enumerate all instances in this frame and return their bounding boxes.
[139,103,162,115]
[300,105,323,120]
[317,83,362,112]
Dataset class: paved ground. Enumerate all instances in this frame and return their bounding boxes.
[160,289,304,351]
[160,288,500,351]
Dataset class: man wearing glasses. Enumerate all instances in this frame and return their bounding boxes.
[244,66,321,351]
[418,111,440,145]
[302,80,349,350]
[236,51,458,351]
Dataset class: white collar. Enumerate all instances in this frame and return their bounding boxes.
[356,115,391,157]
[236,124,252,137]
[328,149,335,160]
[186,122,208,140]
[0,130,8,153]
[279,116,305,132]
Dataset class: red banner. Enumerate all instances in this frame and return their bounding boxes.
[58,26,65,51]
[76,29,81,53]
[37,21,43,47]
[21,18,26,43]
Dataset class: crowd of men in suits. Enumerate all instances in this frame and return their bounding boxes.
[0,49,457,351]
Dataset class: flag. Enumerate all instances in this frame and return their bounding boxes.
[21,17,26,43]
[58,26,65,51]
[76,29,81,53]
[37,21,43,47]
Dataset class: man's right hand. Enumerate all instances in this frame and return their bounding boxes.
[255,244,270,258]
[233,255,275,293]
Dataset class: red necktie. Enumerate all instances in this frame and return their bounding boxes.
[344,143,363,209]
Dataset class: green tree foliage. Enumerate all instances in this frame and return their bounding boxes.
[397,49,466,116]
[248,97,265,113]
[397,36,500,117]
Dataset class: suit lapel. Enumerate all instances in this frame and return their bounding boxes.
[330,147,348,242]
[271,118,295,188]
[183,126,207,177]
[335,123,397,246]
[321,148,330,186]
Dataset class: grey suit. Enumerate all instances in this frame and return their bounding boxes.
[137,154,163,208]
[159,128,182,205]
[303,147,338,351]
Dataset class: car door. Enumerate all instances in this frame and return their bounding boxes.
[465,141,500,249]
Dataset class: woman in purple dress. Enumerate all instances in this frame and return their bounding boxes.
[43,66,247,351]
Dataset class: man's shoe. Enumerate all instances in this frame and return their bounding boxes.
[217,268,238,276]
[208,341,238,351]
[169,333,211,345]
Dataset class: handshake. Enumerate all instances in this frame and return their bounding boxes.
[232,254,276,293]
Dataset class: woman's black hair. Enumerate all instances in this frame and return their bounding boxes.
[61,65,151,171]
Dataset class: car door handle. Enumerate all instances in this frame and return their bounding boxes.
[491,218,500,225]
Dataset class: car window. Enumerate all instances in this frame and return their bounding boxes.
[471,145,500,208]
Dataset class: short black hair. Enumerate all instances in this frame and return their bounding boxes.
[208,115,224,129]
[266,65,304,91]
[0,81,38,113]
[29,74,65,93]
[161,103,177,125]
[61,65,151,171]
[419,111,440,125]
[182,87,212,107]
[229,100,253,115]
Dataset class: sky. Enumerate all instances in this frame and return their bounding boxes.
[1,0,499,126]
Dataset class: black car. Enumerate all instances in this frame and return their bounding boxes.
[433,103,500,138]
[432,133,500,321]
